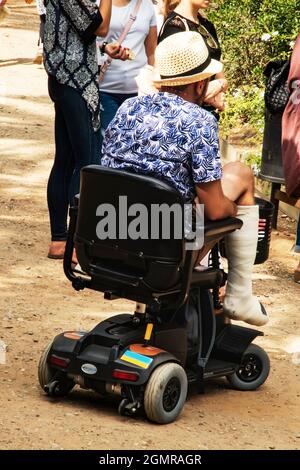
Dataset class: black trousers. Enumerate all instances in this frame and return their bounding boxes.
[47,75,101,240]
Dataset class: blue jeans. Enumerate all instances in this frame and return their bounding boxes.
[100,91,137,156]
[295,218,300,253]
[47,75,101,241]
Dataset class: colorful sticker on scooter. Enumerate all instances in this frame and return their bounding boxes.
[120,350,153,369]
[130,344,165,356]
[64,331,85,340]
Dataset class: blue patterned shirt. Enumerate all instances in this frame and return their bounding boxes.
[102,93,222,201]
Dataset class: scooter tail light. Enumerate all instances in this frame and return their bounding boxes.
[49,355,70,368]
[112,369,139,382]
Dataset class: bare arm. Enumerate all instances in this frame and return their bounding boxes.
[215,71,228,92]
[196,180,237,221]
[205,70,228,101]
[144,26,157,66]
[95,0,112,37]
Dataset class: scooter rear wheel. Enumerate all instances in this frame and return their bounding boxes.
[227,344,270,391]
[38,341,74,396]
[144,362,187,424]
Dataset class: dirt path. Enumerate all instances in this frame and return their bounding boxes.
[0,1,300,450]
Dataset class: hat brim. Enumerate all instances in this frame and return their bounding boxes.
[153,59,223,87]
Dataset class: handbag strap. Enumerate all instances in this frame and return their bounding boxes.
[118,0,142,44]
[105,0,142,66]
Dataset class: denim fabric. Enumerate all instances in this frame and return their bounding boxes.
[295,218,300,253]
[99,91,137,156]
[47,75,101,241]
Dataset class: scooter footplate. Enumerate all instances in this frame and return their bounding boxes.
[212,324,262,363]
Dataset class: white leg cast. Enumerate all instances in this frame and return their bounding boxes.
[223,205,269,326]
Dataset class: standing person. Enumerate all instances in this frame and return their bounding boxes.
[44,0,118,260]
[34,1,46,64]
[294,219,300,283]
[281,33,300,283]
[98,0,157,155]
[25,0,46,64]
[158,0,227,113]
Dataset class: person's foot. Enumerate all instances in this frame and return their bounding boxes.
[294,262,300,283]
[223,295,269,326]
[71,249,78,269]
[47,241,66,259]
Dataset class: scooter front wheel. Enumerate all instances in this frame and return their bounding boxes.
[227,344,270,391]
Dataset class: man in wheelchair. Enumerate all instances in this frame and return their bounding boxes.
[38,32,271,424]
[101,31,268,327]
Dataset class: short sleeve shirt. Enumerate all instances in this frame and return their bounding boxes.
[98,0,157,94]
[101,92,222,201]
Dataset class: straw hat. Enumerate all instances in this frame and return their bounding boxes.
[153,31,223,86]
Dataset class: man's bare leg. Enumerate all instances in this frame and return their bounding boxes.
[221,161,255,205]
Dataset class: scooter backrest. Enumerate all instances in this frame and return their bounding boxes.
[74,166,187,292]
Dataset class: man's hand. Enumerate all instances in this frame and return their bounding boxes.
[105,42,131,61]
[204,79,223,101]
[205,92,226,111]
[196,180,237,221]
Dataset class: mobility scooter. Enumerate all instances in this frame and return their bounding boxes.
[38,166,271,424]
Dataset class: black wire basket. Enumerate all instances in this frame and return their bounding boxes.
[219,197,274,265]
[255,197,274,264]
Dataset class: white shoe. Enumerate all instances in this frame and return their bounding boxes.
[223,205,269,326]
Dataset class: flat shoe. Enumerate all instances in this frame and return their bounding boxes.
[47,252,64,259]
[47,241,66,259]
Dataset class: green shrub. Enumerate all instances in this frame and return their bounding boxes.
[244,152,263,175]
[209,1,299,145]
[210,0,300,88]
[219,85,265,143]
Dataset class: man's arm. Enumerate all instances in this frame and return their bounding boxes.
[196,180,237,221]
[191,112,236,220]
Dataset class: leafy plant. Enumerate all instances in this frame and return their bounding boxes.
[210,0,299,88]
[219,85,265,145]
[209,0,300,145]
